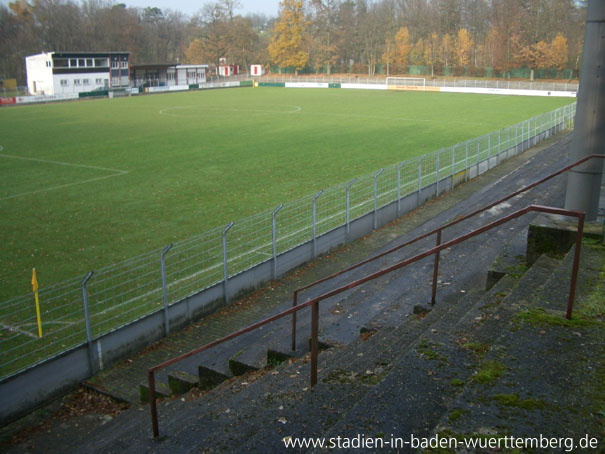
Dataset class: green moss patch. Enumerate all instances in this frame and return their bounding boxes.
[492,393,546,410]
[472,360,506,384]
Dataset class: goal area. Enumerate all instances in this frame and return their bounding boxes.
[386,77,427,90]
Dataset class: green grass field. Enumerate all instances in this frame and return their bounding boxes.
[0,87,573,301]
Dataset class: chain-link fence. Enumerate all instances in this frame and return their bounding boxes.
[0,102,576,381]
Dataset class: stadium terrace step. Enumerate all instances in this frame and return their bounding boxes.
[229,251,535,451]
[485,226,528,290]
[198,362,232,391]
[309,256,560,449]
[167,371,199,395]
[429,241,603,446]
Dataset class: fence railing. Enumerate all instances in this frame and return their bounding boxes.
[258,75,578,93]
[0,102,576,381]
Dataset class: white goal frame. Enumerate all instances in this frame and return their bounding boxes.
[385,77,426,90]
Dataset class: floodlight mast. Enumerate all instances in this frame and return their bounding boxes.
[564,0,605,221]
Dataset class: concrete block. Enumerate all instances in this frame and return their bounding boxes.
[168,370,199,394]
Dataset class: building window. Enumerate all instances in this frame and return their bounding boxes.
[167,72,175,81]
[78,59,85,67]
[74,79,81,85]
[60,79,69,86]
[95,78,103,85]
[111,61,119,69]
[54,59,68,68]
[70,59,77,67]
[83,79,90,85]
[95,58,109,68]
[120,61,128,69]
[86,59,93,67]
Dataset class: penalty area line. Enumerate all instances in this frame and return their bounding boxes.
[0,146,129,201]
[0,322,39,339]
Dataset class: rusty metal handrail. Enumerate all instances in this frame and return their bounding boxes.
[290,154,604,350]
[147,204,585,438]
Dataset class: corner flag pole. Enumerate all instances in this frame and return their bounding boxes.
[32,268,42,338]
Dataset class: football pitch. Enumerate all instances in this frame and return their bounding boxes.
[0,87,573,301]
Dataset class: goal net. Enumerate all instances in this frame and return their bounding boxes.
[385,77,426,91]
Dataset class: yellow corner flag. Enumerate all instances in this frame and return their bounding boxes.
[32,268,42,338]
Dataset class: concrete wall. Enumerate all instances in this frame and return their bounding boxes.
[0,124,559,426]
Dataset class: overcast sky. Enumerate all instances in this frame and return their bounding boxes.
[0,0,281,18]
[125,0,280,16]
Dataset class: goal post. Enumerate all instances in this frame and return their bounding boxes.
[386,77,427,91]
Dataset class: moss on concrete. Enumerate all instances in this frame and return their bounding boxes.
[472,360,506,384]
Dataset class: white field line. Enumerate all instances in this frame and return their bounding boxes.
[295,110,489,127]
[0,322,38,339]
[0,149,129,201]
[159,105,302,117]
[158,104,487,127]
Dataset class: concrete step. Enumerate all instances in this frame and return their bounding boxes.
[309,255,557,449]
[486,226,528,290]
[233,262,525,451]
[429,242,603,445]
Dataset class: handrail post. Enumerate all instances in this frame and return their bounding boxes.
[397,161,406,216]
[566,213,585,319]
[431,230,441,305]
[272,204,283,280]
[222,222,234,305]
[312,190,323,258]
[346,178,357,234]
[161,244,173,336]
[81,271,95,375]
[373,168,384,229]
[310,301,319,387]
[149,369,159,438]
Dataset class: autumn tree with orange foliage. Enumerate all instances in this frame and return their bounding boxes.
[392,26,411,73]
[455,28,473,68]
[268,0,309,75]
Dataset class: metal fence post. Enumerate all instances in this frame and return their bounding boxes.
[476,140,480,174]
[272,204,283,280]
[373,168,384,229]
[222,222,234,305]
[312,190,323,258]
[346,179,357,234]
[81,271,95,375]
[436,151,440,196]
[451,145,456,177]
[161,244,173,336]
[515,124,519,154]
[465,141,469,182]
[418,156,424,197]
[487,134,491,166]
[397,161,406,216]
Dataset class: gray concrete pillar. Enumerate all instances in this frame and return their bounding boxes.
[564,0,605,220]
